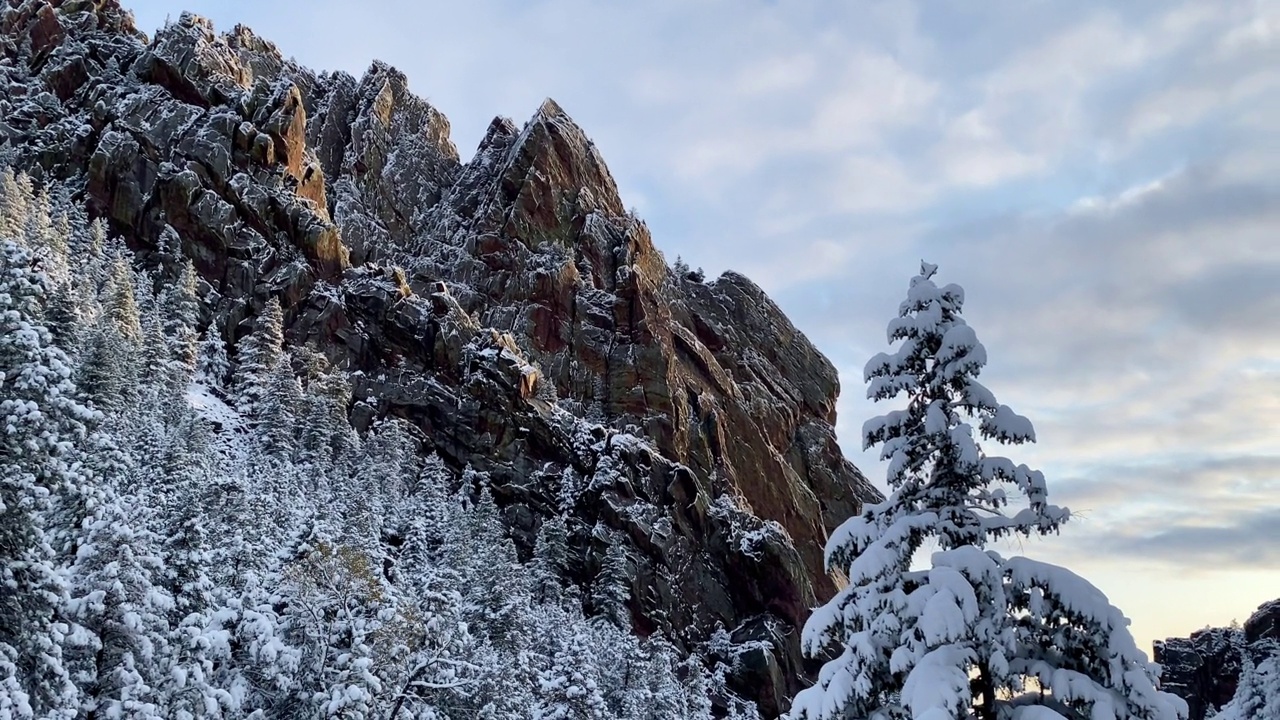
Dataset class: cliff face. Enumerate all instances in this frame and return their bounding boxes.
[0,1,881,713]
[1155,599,1280,720]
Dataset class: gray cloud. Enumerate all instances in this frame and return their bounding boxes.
[1071,509,1280,569]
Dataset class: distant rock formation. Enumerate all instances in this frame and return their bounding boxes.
[1155,599,1280,720]
[0,1,882,714]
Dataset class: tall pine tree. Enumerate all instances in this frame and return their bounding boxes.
[0,239,94,718]
[233,297,284,419]
[791,263,1186,720]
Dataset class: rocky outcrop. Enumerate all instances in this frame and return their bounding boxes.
[1245,599,1280,646]
[1155,599,1280,720]
[0,1,881,714]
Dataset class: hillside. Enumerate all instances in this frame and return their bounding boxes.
[0,1,882,716]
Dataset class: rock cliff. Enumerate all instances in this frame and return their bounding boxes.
[1155,599,1280,719]
[0,1,882,713]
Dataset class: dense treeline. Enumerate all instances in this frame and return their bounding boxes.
[0,167,760,720]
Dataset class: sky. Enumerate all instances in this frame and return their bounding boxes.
[124,0,1280,655]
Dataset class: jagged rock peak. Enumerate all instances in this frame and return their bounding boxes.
[0,3,883,713]
[505,96,626,220]
[354,59,459,163]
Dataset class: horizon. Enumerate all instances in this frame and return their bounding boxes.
[123,0,1280,654]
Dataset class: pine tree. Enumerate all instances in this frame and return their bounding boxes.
[335,417,415,553]
[591,536,631,630]
[78,255,145,412]
[1216,651,1280,720]
[534,628,610,720]
[0,167,32,242]
[259,351,301,460]
[139,284,177,403]
[298,351,357,471]
[157,411,218,623]
[361,415,419,499]
[78,318,139,413]
[24,188,63,279]
[0,239,95,718]
[532,515,571,603]
[233,297,284,419]
[64,492,173,720]
[790,263,1187,720]
[642,637,690,719]
[102,256,142,343]
[681,655,716,720]
[43,279,85,359]
[160,259,201,376]
[193,326,229,392]
[445,478,544,709]
[83,219,110,294]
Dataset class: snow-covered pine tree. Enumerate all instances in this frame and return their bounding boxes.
[159,259,201,379]
[1216,650,1280,720]
[64,492,174,720]
[534,624,610,720]
[102,256,142,343]
[77,315,138,413]
[259,351,301,460]
[449,480,535,647]
[24,188,66,283]
[790,262,1187,720]
[0,167,32,241]
[591,536,631,630]
[193,326,229,393]
[138,279,177,405]
[232,296,284,419]
[680,655,717,720]
[633,636,690,719]
[43,280,85,360]
[0,238,95,718]
[83,219,110,294]
[533,514,571,603]
[78,256,145,413]
[297,348,357,471]
[157,411,218,623]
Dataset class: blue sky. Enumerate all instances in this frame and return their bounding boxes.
[124,0,1280,652]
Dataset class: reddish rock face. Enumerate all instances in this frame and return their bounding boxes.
[0,2,880,714]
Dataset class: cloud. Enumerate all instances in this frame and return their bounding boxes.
[821,150,1280,580]
[1071,508,1280,570]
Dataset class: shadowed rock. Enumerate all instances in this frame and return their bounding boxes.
[1155,598,1280,720]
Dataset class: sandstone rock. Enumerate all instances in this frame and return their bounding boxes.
[0,2,881,713]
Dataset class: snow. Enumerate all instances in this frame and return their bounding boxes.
[982,404,1037,443]
[794,263,1187,720]
[901,645,974,719]
[184,383,241,433]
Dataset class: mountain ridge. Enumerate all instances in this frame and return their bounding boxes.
[0,1,882,713]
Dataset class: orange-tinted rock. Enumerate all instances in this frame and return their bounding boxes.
[0,3,879,714]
